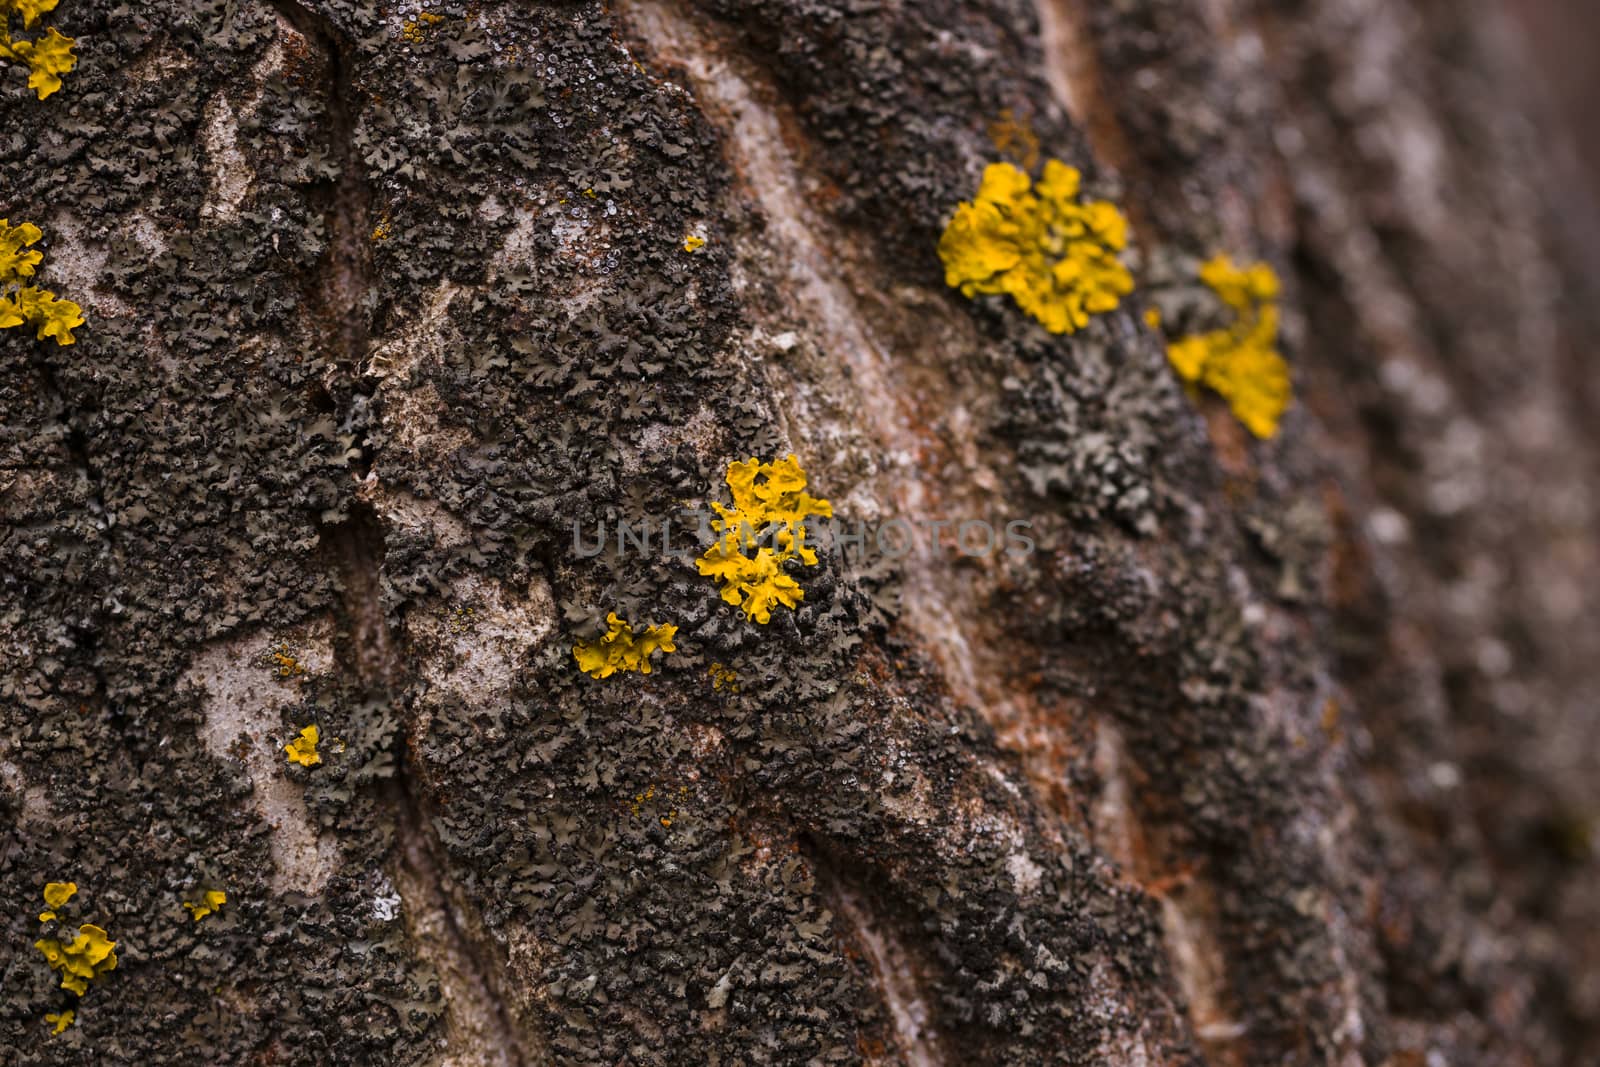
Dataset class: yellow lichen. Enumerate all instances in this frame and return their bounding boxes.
[35,923,117,996]
[43,881,77,907]
[1164,254,1291,439]
[401,10,444,42]
[370,214,393,242]
[683,234,706,253]
[631,784,655,817]
[938,160,1133,334]
[630,783,686,827]
[0,0,76,99]
[708,662,739,692]
[266,641,306,679]
[0,219,83,345]
[696,455,832,624]
[573,613,678,679]
[45,1009,74,1035]
[39,880,76,922]
[284,724,321,767]
[183,888,227,922]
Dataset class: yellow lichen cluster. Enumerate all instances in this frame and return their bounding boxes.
[938,160,1133,334]
[1,219,83,345]
[1164,255,1291,438]
[34,883,118,997]
[45,1009,74,1035]
[401,10,444,42]
[708,662,739,692]
[370,214,393,242]
[266,641,306,679]
[183,888,227,922]
[573,613,678,679]
[0,0,76,99]
[683,234,706,253]
[697,455,833,624]
[284,724,321,767]
[630,783,687,828]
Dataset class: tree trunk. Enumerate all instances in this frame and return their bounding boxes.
[3,0,1597,1064]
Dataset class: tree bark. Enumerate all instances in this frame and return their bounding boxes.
[3,0,1597,1065]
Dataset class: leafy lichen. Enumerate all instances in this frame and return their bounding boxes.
[696,455,833,624]
[183,888,227,922]
[938,160,1133,334]
[573,613,679,678]
[34,883,118,997]
[284,724,322,767]
[0,0,75,99]
[0,218,83,344]
[1164,254,1291,438]
[39,879,76,922]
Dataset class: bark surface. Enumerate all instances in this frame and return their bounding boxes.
[2,0,1597,1064]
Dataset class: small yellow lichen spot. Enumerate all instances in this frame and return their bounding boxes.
[938,159,1133,334]
[708,662,740,692]
[0,219,84,345]
[1143,306,1161,330]
[370,215,393,242]
[401,10,445,42]
[447,603,477,634]
[573,613,678,679]
[183,889,227,922]
[1164,254,1291,439]
[284,724,321,767]
[35,923,117,996]
[45,1009,74,1035]
[683,234,706,253]
[267,642,306,679]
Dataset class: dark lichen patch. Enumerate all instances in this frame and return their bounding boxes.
[0,2,449,1062]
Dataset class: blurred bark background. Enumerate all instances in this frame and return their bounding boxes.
[2,0,1597,1064]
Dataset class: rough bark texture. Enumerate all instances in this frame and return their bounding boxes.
[2,1,1596,1065]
